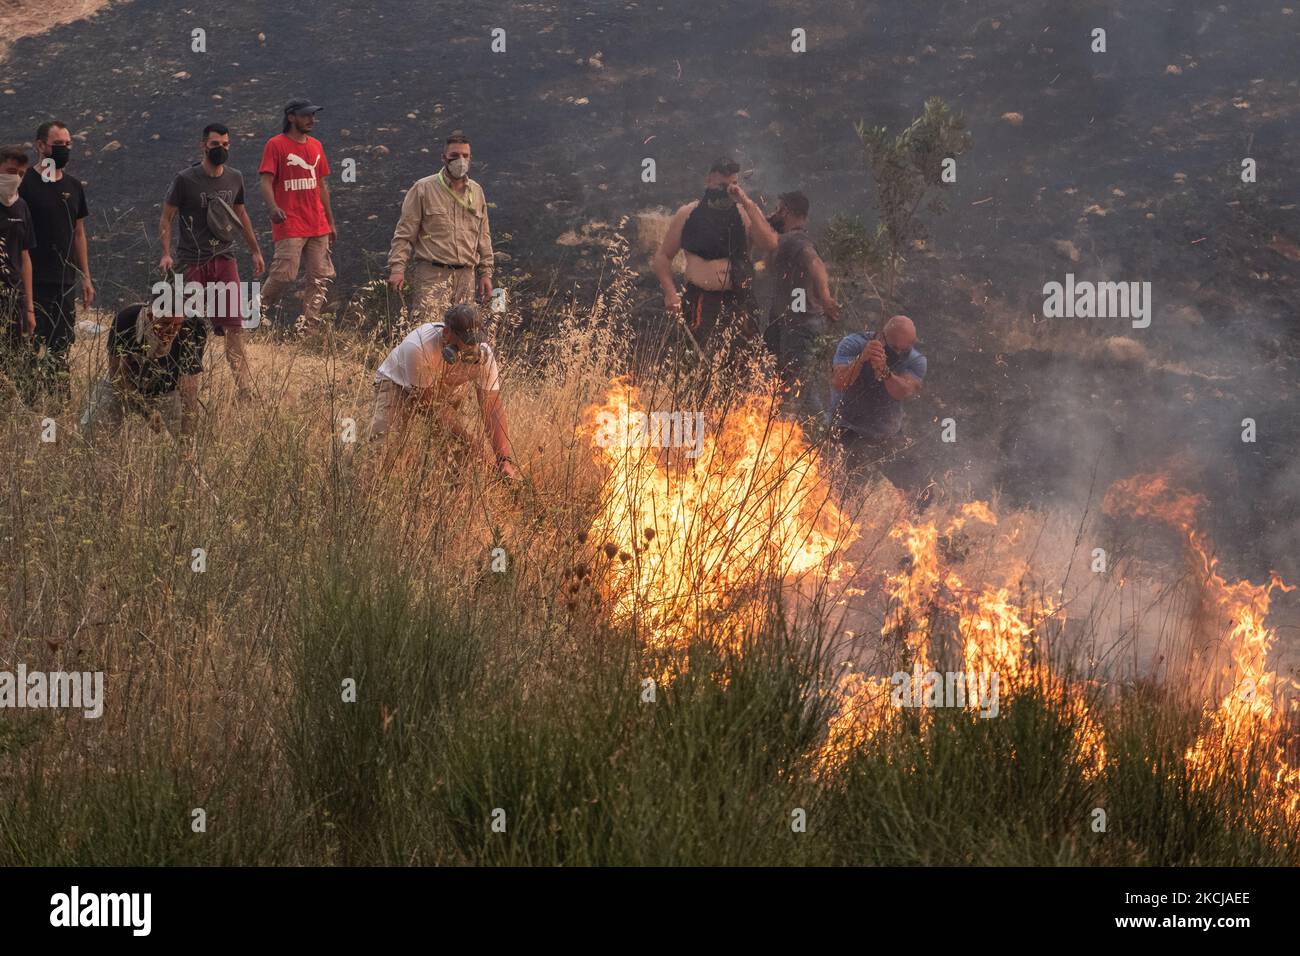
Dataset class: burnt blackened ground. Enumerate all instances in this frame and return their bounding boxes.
[1,0,1297,583]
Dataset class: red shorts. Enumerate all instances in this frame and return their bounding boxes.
[183,257,244,330]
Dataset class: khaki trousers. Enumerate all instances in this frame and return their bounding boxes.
[261,236,336,327]
[367,378,411,441]
[367,378,468,442]
[409,261,476,323]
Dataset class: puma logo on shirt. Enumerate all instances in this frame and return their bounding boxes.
[283,153,320,191]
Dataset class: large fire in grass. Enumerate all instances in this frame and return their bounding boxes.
[579,379,857,655]
[578,383,1297,825]
[1104,474,1299,826]
[819,501,1107,777]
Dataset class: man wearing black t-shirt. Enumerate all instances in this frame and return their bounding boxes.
[80,303,207,438]
[19,120,96,407]
[0,145,37,399]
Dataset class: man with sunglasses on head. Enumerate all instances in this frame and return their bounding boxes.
[367,302,520,480]
[79,300,208,439]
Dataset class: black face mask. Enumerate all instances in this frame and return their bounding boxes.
[206,146,229,166]
[702,186,734,209]
[49,145,71,169]
[767,213,786,233]
[884,344,905,366]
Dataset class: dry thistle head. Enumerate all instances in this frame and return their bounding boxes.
[643,527,656,541]
[603,542,618,559]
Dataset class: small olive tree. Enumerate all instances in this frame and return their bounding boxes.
[824,97,972,315]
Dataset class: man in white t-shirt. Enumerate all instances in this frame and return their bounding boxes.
[369,302,520,479]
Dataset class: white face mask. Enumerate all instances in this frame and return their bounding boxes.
[446,157,470,179]
[0,173,20,206]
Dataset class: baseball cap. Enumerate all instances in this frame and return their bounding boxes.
[284,99,323,117]
[443,303,479,346]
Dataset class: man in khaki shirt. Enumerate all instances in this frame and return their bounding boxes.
[387,131,494,321]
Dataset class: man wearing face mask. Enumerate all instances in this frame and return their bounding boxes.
[366,302,520,480]
[829,314,930,504]
[19,121,95,407]
[763,191,839,420]
[258,99,336,332]
[159,123,266,400]
[0,146,38,399]
[653,157,778,348]
[387,131,494,322]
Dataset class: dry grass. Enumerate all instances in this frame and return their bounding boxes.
[0,0,116,62]
[0,259,1296,864]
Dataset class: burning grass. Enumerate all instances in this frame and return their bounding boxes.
[0,269,1297,864]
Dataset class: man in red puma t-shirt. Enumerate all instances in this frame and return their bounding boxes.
[258,99,337,330]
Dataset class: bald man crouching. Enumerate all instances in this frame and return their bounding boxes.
[828,314,931,504]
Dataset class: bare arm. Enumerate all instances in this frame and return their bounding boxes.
[158,203,177,271]
[259,172,282,222]
[319,180,336,240]
[652,204,690,303]
[477,388,513,460]
[74,218,94,304]
[737,194,778,255]
[882,371,923,401]
[831,342,870,391]
[20,250,34,334]
[234,204,264,273]
[808,254,839,320]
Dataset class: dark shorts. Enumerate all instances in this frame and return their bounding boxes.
[182,257,244,330]
[681,283,757,345]
[765,312,830,418]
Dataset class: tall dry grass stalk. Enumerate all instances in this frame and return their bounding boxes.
[0,250,1295,865]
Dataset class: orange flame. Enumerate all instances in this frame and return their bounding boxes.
[580,379,857,657]
[1105,473,1298,825]
[819,502,1106,777]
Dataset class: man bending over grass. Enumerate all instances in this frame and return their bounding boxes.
[80,303,207,438]
[368,302,520,480]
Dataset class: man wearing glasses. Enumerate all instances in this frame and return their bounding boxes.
[367,302,519,480]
